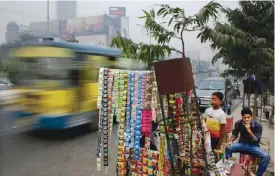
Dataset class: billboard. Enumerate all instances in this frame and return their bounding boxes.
[75,34,107,47]
[120,16,129,38]
[66,15,105,36]
[109,7,126,17]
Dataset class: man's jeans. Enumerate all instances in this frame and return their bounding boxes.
[225,142,270,176]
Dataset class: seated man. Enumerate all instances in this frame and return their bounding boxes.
[225,107,270,176]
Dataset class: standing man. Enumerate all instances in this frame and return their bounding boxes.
[233,79,241,97]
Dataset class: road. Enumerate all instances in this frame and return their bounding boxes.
[0,73,239,176]
[0,120,120,176]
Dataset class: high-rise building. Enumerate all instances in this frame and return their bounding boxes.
[56,1,77,20]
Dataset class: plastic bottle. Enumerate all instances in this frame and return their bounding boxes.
[226,104,231,115]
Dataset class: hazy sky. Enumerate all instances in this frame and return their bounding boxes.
[0,0,239,61]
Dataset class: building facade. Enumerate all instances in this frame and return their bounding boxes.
[13,6,128,47]
[5,21,20,43]
[28,13,129,47]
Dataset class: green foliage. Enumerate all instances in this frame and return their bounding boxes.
[0,58,21,84]
[0,34,38,84]
[111,1,222,66]
[20,34,38,43]
[111,33,171,66]
[198,1,274,90]
[0,43,24,84]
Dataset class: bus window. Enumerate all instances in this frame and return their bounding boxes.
[69,69,80,87]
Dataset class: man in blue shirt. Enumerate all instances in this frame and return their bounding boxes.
[225,107,270,176]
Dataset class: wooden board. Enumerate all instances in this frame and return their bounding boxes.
[154,58,194,95]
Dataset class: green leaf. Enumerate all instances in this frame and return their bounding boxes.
[168,17,174,26]
[254,38,267,46]
[150,9,155,19]
[138,16,147,19]
[163,11,169,18]
[142,10,150,16]
[157,7,166,16]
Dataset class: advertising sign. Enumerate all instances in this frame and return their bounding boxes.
[59,20,69,41]
[66,15,105,36]
[75,34,107,47]
[109,7,126,17]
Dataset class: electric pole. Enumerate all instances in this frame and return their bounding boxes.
[47,0,49,35]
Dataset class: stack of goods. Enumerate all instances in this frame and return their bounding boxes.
[131,148,160,176]
[96,69,114,173]
[157,128,171,176]
[97,68,162,175]
[158,93,209,175]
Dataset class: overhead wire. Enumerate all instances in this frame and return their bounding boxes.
[0,7,47,19]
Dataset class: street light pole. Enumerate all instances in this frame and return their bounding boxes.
[47,0,49,35]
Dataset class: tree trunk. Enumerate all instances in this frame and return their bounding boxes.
[253,91,258,119]
[148,60,152,70]
[180,29,185,58]
[182,41,185,58]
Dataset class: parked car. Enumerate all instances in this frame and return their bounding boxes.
[196,77,233,109]
[0,78,16,106]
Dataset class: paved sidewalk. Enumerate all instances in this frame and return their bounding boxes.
[231,101,274,173]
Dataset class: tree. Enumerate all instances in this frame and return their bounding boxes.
[66,36,79,43]
[198,1,274,89]
[20,33,38,43]
[111,1,223,67]
[0,34,38,83]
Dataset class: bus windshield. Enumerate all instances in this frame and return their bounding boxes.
[17,57,72,89]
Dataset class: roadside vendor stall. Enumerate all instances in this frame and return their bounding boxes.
[95,58,240,176]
